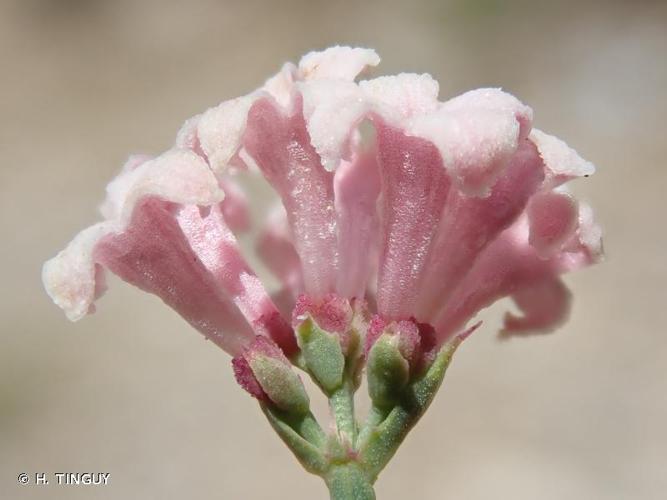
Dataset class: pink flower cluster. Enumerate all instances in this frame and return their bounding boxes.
[43,47,602,357]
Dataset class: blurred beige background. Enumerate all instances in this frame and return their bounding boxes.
[1,0,666,499]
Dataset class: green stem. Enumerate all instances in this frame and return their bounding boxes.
[325,462,375,500]
[329,379,357,444]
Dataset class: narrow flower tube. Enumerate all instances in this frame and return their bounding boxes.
[244,96,339,298]
[374,124,452,319]
[334,150,381,299]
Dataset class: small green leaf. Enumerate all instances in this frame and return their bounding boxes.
[366,335,410,407]
[296,316,346,393]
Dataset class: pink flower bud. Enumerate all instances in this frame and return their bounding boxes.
[232,336,309,414]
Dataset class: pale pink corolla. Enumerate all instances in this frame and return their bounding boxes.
[43,46,602,358]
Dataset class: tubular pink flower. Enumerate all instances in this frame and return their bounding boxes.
[414,139,546,319]
[374,124,451,319]
[44,45,602,361]
[244,95,339,298]
[433,204,601,340]
[43,149,293,356]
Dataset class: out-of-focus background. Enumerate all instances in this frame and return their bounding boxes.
[1,0,665,499]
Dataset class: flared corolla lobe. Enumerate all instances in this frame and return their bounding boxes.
[43,150,221,320]
[44,45,602,364]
